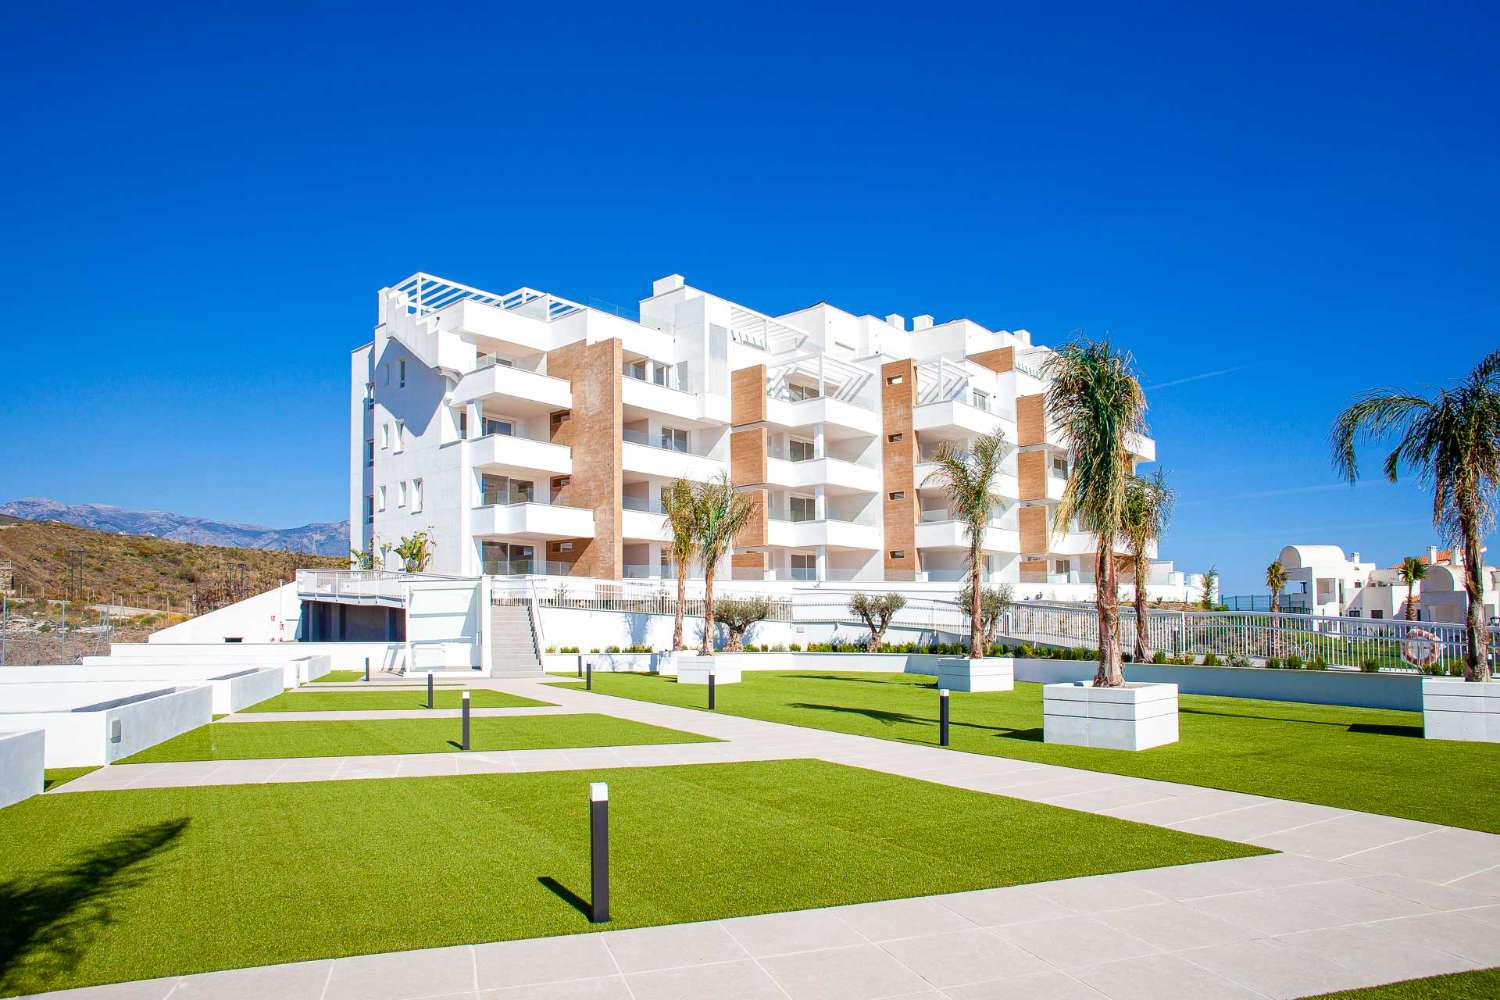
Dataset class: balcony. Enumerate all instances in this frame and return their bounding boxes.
[471,497,595,540]
[622,506,669,542]
[764,394,880,436]
[620,430,725,481]
[912,398,1013,437]
[764,455,881,493]
[914,520,1019,553]
[464,431,572,477]
[765,515,881,550]
[453,361,571,411]
[913,460,1020,499]
[483,558,577,576]
[621,368,728,422]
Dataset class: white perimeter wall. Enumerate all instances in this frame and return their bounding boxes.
[100,642,386,676]
[534,606,957,653]
[151,582,303,644]
[0,666,284,714]
[0,685,212,767]
[0,730,44,809]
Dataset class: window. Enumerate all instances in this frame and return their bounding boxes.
[377,486,387,512]
[483,416,514,437]
[365,438,374,466]
[364,382,374,409]
[626,359,647,381]
[398,481,407,507]
[398,359,406,388]
[888,491,905,501]
[972,390,990,411]
[364,495,374,523]
[789,438,815,462]
[790,496,816,522]
[652,363,668,386]
[886,375,903,385]
[887,432,903,443]
[1371,609,1384,620]
[394,421,405,452]
[381,424,390,449]
[787,381,820,401]
[791,553,817,581]
[383,364,391,386]
[458,409,468,438]
[1052,457,1068,478]
[1055,559,1071,576]
[559,541,573,552]
[660,427,689,452]
[889,550,906,560]
[412,478,423,513]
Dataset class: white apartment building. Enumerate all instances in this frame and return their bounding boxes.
[1276,543,1499,623]
[351,272,1203,599]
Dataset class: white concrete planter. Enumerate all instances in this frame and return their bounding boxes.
[1043,681,1179,751]
[936,657,1014,692]
[0,730,44,810]
[1422,677,1500,743]
[675,656,742,685]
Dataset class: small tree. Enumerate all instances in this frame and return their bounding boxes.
[1397,555,1428,621]
[393,530,436,573]
[849,592,907,651]
[1200,566,1219,610]
[921,429,1007,658]
[1122,471,1174,661]
[713,596,770,652]
[660,478,697,651]
[1265,560,1287,614]
[350,536,392,570]
[955,581,1014,649]
[690,475,759,656]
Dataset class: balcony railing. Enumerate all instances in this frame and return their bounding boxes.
[621,428,712,457]
[622,364,694,394]
[622,496,666,514]
[767,511,868,525]
[477,491,579,509]
[483,559,576,576]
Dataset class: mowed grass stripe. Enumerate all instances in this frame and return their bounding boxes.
[246,689,552,712]
[557,671,1500,834]
[0,759,1266,994]
[117,714,711,763]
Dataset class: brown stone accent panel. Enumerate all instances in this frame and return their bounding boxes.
[1018,505,1049,555]
[730,427,768,487]
[881,359,919,575]
[734,488,768,547]
[731,365,767,426]
[1017,393,1046,447]
[1017,451,1047,501]
[545,339,623,579]
[967,347,1014,373]
[731,551,767,575]
[1018,558,1049,579]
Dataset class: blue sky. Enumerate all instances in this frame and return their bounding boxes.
[1,1,1495,593]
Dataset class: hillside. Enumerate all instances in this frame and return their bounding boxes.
[0,498,348,556]
[0,518,343,613]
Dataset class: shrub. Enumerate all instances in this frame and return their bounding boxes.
[1175,654,1194,665]
[1202,652,1221,667]
[1226,654,1250,669]
[1151,650,1168,665]
[1286,654,1304,669]
[1360,657,1380,673]
[1309,655,1328,671]
[589,648,600,654]
[788,643,801,652]
[605,645,621,654]
[1265,656,1282,670]
[545,646,556,654]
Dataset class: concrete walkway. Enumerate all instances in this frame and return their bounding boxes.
[33,677,1500,1000]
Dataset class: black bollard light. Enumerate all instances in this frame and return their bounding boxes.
[364,656,370,683]
[707,662,716,711]
[940,688,950,747]
[427,672,434,709]
[577,653,584,678]
[590,782,610,923]
[586,657,593,691]
[461,691,471,750]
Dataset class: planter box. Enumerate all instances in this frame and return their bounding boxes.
[0,730,44,809]
[936,657,1014,692]
[1422,677,1500,743]
[1043,681,1179,751]
[675,656,742,685]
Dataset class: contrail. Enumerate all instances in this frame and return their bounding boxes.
[1146,365,1254,390]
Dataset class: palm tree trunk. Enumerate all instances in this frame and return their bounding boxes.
[1095,537,1124,686]
[700,565,716,657]
[672,567,686,651]
[970,541,983,658]
[1461,513,1490,682]
[1406,582,1416,622]
[1132,548,1150,661]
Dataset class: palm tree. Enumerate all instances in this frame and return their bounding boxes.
[660,478,697,651]
[921,430,1007,657]
[1265,560,1287,615]
[1332,349,1500,682]
[1043,339,1147,687]
[1398,555,1428,622]
[689,475,758,656]
[1122,470,1174,661]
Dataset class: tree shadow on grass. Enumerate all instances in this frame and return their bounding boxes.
[786,701,1040,741]
[0,818,188,995]
[779,674,921,686]
[1180,707,1419,734]
[538,876,591,919]
[1346,722,1424,738]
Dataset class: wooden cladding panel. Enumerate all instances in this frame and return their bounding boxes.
[1018,505,1049,555]
[545,338,623,579]
[731,365,767,426]
[1017,451,1047,501]
[734,488,768,547]
[880,359,919,573]
[967,347,1014,373]
[1017,394,1046,447]
[730,428,768,487]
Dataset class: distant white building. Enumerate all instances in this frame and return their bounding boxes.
[1276,544,1498,623]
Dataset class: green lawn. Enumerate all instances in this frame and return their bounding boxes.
[1304,969,1500,998]
[0,759,1264,994]
[245,689,552,712]
[310,670,366,683]
[117,714,710,763]
[42,769,97,792]
[559,671,1500,833]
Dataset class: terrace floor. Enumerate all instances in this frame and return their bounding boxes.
[22,674,1500,999]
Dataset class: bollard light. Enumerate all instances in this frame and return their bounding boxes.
[577,653,584,678]
[939,688,950,747]
[586,657,593,691]
[461,691,471,750]
[364,656,370,683]
[427,672,434,709]
[708,661,716,711]
[590,782,610,923]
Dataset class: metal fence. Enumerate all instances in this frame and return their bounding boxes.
[0,597,116,666]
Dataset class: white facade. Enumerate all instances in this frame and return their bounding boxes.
[350,271,1203,601]
[1278,543,1498,624]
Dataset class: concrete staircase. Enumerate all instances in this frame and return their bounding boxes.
[489,604,544,677]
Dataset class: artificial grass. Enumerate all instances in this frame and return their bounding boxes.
[559,671,1500,833]
[245,689,552,712]
[117,714,710,763]
[310,670,366,683]
[1303,968,1500,998]
[41,768,97,792]
[0,759,1265,993]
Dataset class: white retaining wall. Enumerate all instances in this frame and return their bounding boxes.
[150,582,303,643]
[99,642,390,677]
[543,651,986,676]
[0,665,285,714]
[0,683,213,767]
[0,729,44,809]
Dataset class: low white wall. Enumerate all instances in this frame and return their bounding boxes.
[0,665,285,714]
[150,582,302,643]
[0,684,213,767]
[1012,658,1423,712]
[543,651,982,676]
[100,642,404,675]
[0,729,44,809]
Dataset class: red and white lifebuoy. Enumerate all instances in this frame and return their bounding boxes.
[1402,628,1442,669]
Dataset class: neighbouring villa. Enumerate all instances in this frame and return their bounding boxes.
[1275,543,1499,623]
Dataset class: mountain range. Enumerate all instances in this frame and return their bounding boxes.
[0,498,349,556]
